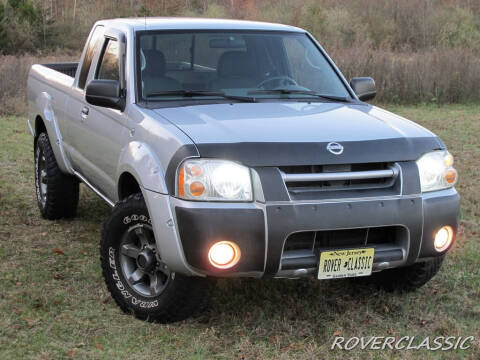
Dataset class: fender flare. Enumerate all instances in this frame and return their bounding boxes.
[116,141,169,197]
[33,92,73,174]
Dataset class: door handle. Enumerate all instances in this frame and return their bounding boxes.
[81,106,89,121]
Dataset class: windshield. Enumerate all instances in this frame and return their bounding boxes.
[136,31,351,103]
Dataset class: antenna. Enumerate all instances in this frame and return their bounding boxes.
[142,0,147,108]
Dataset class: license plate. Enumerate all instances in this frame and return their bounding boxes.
[317,248,375,280]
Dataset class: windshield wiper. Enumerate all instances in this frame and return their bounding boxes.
[248,89,350,102]
[145,90,256,102]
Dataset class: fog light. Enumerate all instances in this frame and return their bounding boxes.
[208,241,241,269]
[434,226,453,252]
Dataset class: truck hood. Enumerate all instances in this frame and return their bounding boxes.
[154,102,443,166]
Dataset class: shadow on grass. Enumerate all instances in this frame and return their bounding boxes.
[194,275,401,339]
[75,185,111,224]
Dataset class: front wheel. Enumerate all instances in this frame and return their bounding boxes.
[100,193,212,323]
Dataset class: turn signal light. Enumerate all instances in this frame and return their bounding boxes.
[445,169,457,184]
[208,241,241,269]
[178,167,185,197]
[434,226,454,252]
[189,181,205,196]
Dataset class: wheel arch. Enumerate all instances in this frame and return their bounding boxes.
[31,91,73,174]
[32,115,47,150]
[34,115,46,138]
[116,141,169,199]
[118,171,142,200]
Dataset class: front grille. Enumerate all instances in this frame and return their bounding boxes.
[284,226,403,252]
[279,162,400,200]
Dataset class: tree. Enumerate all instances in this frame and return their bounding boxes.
[1,0,48,53]
[0,3,7,52]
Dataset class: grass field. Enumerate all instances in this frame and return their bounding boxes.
[0,105,479,359]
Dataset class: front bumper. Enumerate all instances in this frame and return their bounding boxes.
[145,187,459,278]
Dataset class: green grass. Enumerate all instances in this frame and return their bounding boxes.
[0,104,479,359]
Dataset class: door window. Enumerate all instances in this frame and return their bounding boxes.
[97,39,120,81]
[78,26,104,89]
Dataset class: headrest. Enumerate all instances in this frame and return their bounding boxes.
[217,51,255,78]
[142,49,166,77]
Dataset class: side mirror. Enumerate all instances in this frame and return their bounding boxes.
[350,77,376,102]
[85,79,125,111]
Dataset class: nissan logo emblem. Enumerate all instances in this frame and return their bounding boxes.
[326,142,344,155]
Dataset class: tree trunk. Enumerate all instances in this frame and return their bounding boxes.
[73,0,77,24]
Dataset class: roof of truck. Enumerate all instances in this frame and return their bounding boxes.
[98,17,305,33]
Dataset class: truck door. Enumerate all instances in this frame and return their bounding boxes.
[63,25,104,173]
[66,30,129,202]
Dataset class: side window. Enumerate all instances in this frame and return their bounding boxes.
[78,26,104,89]
[97,39,120,81]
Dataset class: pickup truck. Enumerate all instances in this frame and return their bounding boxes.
[27,18,460,323]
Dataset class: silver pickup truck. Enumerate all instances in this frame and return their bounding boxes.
[27,18,460,323]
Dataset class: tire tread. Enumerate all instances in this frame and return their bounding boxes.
[100,193,212,323]
[35,133,79,220]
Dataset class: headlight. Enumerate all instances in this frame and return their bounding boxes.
[416,150,458,192]
[177,159,252,201]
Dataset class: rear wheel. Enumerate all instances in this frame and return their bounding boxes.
[34,133,79,219]
[369,256,445,292]
[100,193,212,323]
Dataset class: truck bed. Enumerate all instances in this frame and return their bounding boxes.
[42,62,79,78]
[27,61,80,155]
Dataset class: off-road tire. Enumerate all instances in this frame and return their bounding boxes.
[370,256,445,292]
[34,132,79,220]
[100,193,213,323]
